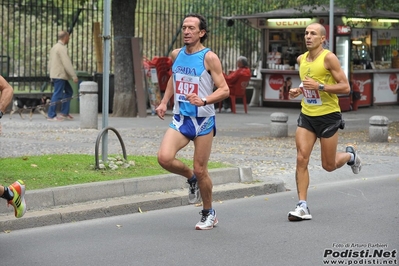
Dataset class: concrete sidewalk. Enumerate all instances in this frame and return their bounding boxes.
[0,104,398,231]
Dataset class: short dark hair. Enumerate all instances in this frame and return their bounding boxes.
[184,13,208,43]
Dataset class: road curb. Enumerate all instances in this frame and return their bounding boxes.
[0,168,286,231]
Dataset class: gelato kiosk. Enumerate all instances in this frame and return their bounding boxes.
[226,6,399,110]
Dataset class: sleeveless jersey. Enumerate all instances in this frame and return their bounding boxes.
[172,47,215,117]
[299,49,341,116]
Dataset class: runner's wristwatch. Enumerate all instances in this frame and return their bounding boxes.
[318,83,325,91]
[0,110,3,119]
[201,97,207,106]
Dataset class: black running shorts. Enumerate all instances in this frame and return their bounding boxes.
[297,112,345,138]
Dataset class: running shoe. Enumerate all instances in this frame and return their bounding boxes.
[346,144,362,174]
[195,210,218,230]
[188,180,201,204]
[288,204,312,221]
[8,180,27,218]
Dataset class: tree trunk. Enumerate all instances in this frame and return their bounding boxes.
[111,0,137,117]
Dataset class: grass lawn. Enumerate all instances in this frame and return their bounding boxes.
[1,154,230,190]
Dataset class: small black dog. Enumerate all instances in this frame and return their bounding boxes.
[9,95,51,120]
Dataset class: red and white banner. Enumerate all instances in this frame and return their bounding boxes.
[373,73,399,104]
[264,74,302,101]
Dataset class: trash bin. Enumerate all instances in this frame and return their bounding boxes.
[94,72,114,113]
[68,71,93,114]
[0,55,10,77]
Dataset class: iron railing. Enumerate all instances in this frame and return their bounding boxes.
[0,0,282,92]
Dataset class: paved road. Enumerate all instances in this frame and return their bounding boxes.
[0,174,397,266]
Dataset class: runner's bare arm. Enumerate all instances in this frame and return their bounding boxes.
[161,49,180,105]
[156,49,180,119]
[203,51,229,104]
[323,52,350,94]
[0,75,14,113]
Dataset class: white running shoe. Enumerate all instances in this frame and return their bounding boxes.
[195,210,218,230]
[288,204,312,221]
[346,144,362,174]
[188,180,201,204]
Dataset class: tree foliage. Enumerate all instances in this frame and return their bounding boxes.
[295,0,399,17]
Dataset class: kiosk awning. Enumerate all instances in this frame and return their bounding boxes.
[223,5,399,21]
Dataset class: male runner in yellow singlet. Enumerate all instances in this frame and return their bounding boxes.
[288,23,362,221]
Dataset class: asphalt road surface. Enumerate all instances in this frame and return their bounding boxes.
[1,175,398,266]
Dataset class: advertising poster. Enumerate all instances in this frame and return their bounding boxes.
[264,74,302,101]
[352,73,372,106]
[373,73,399,104]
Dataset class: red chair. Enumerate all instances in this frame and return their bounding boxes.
[144,56,173,109]
[219,75,251,113]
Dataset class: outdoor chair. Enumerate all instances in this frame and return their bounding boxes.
[219,75,251,114]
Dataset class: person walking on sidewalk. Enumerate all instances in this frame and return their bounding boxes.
[156,13,229,230]
[47,30,78,121]
[0,75,27,218]
[288,23,362,221]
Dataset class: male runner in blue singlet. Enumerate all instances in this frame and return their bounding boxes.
[156,14,229,230]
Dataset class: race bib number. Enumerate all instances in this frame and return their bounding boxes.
[300,82,322,105]
[175,73,199,102]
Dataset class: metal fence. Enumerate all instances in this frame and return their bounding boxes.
[0,0,103,91]
[0,0,284,92]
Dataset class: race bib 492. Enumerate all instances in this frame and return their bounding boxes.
[175,73,199,102]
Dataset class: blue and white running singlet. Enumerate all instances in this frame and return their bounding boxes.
[169,47,216,139]
[172,47,215,117]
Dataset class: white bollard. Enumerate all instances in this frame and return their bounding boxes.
[369,115,389,142]
[79,81,98,129]
[270,112,288,137]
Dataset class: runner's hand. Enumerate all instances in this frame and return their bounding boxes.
[155,103,167,120]
[302,76,318,90]
[289,88,302,99]
[185,93,204,106]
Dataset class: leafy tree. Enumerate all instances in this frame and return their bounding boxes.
[294,0,399,16]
